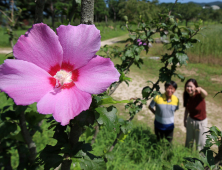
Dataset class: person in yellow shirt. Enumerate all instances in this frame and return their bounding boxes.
[149,81,179,143]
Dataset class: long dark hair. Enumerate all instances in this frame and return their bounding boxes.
[183,78,199,107]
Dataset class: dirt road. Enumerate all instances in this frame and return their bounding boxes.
[0,35,127,54]
[112,72,222,135]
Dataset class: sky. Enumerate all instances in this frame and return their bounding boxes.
[158,0,222,3]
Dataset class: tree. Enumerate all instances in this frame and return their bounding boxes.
[175,3,202,26]
[118,0,159,23]
[94,0,108,22]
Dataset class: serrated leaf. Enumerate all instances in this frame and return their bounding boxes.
[209,126,219,136]
[79,156,106,170]
[185,160,204,170]
[120,121,132,134]
[9,131,25,142]
[176,52,188,65]
[95,106,118,131]
[129,34,137,41]
[142,86,152,98]
[0,92,14,110]
[125,50,133,57]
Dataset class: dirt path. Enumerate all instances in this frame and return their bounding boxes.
[0,35,127,54]
[112,72,222,134]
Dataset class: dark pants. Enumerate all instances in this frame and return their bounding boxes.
[155,127,174,143]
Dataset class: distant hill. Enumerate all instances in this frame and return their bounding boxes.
[187,1,222,8]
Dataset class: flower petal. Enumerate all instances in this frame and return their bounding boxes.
[75,56,120,94]
[57,24,101,69]
[37,86,92,126]
[0,59,53,105]
[13,23,63,72]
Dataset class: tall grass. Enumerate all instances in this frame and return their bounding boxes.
[187,24,222,65]
[92,126,199,170]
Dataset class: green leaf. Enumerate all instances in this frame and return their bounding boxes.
[171,34,180,42]
[185,160,204,170]
[25,111,45,127]
[119,72,132,82]
[129,34,137,41]
[176,52,188,65]
[176,74,185,82]
[120,121,132,134]
[209,126,220,136]
[0,92,14,110]
[9,131,25,142]
[79,155,106,170]
[98,96,130,105]
[95,106,118,131]
[39,145,63,170]
[125,50,134,57]
[142,86,152,98]
[185,42,193,49]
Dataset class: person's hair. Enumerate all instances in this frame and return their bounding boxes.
[164,81,177,90]
[183,78,199,107]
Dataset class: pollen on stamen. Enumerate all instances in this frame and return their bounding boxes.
[48,69,79,89]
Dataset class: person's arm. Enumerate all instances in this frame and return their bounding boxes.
[148,105,155,115]
[196,87,208,98]
[184,108,189,128]
[148,99,156,115]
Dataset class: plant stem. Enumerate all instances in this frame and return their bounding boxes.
[109,58,135,96]
[91,123,99,145]
[19,112,36,164]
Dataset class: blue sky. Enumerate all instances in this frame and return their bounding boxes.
[159,0,222,3]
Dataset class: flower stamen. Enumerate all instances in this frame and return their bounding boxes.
[54,70,73,88]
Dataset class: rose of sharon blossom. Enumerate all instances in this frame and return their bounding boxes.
[0,23,120,125]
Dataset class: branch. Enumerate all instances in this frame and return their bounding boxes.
[108,78,160,152]
[0,9,13,22]
[169,0,178,16]
[91,123,99,145]
[109,58,135,96]
[19,112,37,164]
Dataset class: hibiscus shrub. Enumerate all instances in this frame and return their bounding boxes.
[0,14,203,169]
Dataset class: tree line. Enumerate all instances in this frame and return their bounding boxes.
[1,0,222,29]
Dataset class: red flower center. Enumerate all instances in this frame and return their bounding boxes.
[48,62,79,89]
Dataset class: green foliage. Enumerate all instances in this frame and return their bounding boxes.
[92,125,200,170]
[95,106,118,131]
[174,126,222,170]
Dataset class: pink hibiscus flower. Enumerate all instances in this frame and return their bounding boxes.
[0,23,120,125]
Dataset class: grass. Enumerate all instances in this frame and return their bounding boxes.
[187,24,222,65]
[0,22,130,47]
[91,125,199,170]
